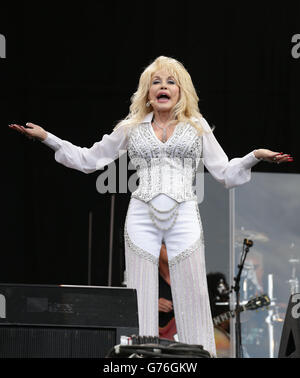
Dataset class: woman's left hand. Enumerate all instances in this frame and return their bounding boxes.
[254,149,293,164]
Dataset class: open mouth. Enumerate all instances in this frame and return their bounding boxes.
[157,93,170,103]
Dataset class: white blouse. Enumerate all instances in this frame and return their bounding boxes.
[42,112,260,202]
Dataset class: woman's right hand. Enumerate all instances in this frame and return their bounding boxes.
[9,122,48,141]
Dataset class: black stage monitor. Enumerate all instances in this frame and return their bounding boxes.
[0,283,138,358]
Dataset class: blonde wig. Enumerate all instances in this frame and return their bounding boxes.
[114,56,204,134]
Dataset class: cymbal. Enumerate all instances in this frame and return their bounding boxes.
[288,258,300,264]
[235,227,269,244]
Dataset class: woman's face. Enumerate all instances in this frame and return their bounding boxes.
[148,69,180,114]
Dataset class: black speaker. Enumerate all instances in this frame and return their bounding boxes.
[0,283,138,358]
[278,293,300,358]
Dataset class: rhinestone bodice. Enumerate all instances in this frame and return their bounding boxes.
[127,121,202,203]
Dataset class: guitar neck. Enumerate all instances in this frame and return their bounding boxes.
[213,306,245,326]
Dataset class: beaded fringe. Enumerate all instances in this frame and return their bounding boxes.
[124,224,159,337]
[168,238,217,356]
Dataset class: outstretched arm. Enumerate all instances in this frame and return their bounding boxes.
[201,118,293,189]
[9,122,47,141]
[9,122,128,174]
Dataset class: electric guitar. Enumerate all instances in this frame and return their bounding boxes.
[212,294,271,326]
[159,294,271,341]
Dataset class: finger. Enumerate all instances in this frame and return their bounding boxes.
[271,153,286,163]
[9,123,23,129]
[276,155,294,164]
[163,299,172,307]
[18,126,35,140]
[20,125,35,135]
[279,154,291,158]
[9,124,26,134]
[162,304,170,311]
[20,126,32,135]
[280,156,294,163]
[25,122,36,129]
[159,300,172,312]
[272,152,283,160]
[160,306,169,313]
[20,125,30,132]
[276,154,292,160]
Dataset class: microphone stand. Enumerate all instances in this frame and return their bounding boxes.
[232,239,253,358]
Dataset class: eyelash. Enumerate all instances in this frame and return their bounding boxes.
[152,80,176,85]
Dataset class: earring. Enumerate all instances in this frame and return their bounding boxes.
[146,101,150,108]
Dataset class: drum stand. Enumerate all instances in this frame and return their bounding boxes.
[287,257,299,295]
[265,274,276,358]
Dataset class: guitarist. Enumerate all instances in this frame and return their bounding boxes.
[207,272,231,333]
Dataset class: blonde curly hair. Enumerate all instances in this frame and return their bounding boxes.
[114,56,204,134]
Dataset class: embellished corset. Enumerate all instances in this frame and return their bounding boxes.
[127,122,202,203]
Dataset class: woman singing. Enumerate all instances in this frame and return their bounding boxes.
[9,56,293,356]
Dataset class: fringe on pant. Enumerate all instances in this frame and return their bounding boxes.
[168,238,216,356]
[124,225,159,337]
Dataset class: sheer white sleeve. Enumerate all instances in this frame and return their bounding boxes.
[201,117,261,189]
[41,125,128,174]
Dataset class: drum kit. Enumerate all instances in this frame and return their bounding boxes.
[213,228,299,358]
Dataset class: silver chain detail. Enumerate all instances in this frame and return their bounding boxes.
[148,207,178,222]
[148,205,179,231]
[148,201,178,213]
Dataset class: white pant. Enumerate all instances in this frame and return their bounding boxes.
[124,194,216,356]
